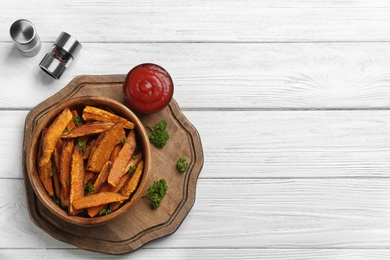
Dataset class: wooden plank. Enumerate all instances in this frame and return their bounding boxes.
[3,178,390,249]
[0,111,26,179]
[4,110,390,179]
[2,1,390,42]
[2,43,390,109]
[186,110,390,178]
[3,249,390,260]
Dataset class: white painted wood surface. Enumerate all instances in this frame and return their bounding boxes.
[2,1,390,259]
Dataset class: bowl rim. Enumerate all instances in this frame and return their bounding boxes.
[26,96,151,226]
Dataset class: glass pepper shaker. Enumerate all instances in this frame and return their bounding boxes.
[39,32,82,79]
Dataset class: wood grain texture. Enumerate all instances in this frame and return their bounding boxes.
[2,0,390,258]
[2,1,390,42]
[4,109,390,179]
[3,178,390,249]
[2,43,390,109]
[3,249,390,260]
[186,110,390,178]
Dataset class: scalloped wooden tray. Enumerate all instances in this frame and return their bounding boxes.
[21,75,204,254]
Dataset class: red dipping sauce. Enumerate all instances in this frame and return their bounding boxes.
[123,63,174,114]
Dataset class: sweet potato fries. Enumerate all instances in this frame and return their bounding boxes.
[36,105,144,217]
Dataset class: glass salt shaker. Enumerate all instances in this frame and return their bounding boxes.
[39,32,82,79]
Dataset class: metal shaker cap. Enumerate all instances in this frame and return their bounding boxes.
[39,54,67,80]
[55,32,82,57]
[10,19,41,56]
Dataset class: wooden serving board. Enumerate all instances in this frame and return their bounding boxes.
[21,75,204,254]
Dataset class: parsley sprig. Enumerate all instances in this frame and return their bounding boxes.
[143,179,168,209]
[84,183,94,195]
[176,157,189,172]
[99,208,112,216]
[147,120,169,148]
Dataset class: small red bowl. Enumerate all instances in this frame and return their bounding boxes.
[123,63,174,114]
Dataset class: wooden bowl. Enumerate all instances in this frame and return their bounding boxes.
[26,96,151,226]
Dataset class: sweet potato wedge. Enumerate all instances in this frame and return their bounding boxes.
[123,161,143,195]
[110,160,144,211]
[38,128,54,197]
[38,162,54,197]
[87,198,108,218]
[69,147,86,215]
[70,109,82,126]
[59,139,74,207]
[124,152,142,173]
[39,107,73,167]
[116,130,127,145]
[86,121,125,173]
[82,105,135,129]
[107,130,137,187]
[93,161,112,193]
[87,166,132,217]
[52,166,61,201]
[70,109,90,155]
[82,138,95,160]
[66,111,78,131]
[52,142,62,200]
[83,171,96,186]
[61,121,115,139]
[110,144,122,162]
[73,192,128,211]
[59,112,77,206]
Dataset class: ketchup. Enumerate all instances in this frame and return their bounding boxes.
[123,63,174,114]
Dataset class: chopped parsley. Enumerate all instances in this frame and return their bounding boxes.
[76,139,86,152]
[99,208,112,216]
[121,137,128,145]
[128,165,137,174]
[143,179,168,209]
[84,183,94,195]
[176,157,189,172]
[72,116,82,126]
[147,120,169,148]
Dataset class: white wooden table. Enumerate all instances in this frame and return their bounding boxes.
[2,1,390,259]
